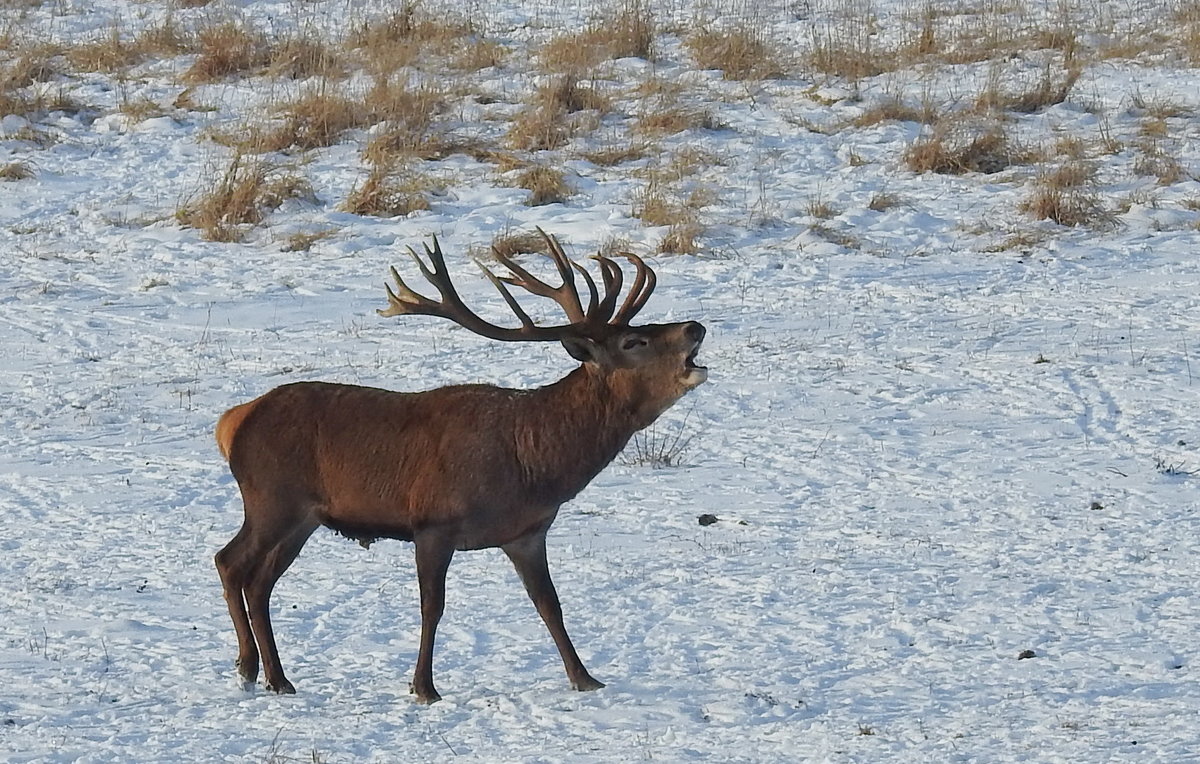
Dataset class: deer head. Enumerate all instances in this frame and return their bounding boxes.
[379,229,707,423]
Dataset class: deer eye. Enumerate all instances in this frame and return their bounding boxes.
[620,334,649,351]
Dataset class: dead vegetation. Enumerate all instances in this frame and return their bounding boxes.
[0,160,34,181]
[182,22,271,84]
[686,22,788,80]
[540,0,656,74]
[906,119,1035,175]
[1020,183,1109,227]
[177,154,314,242]
[341,163,436,218]
[513,165,574,206]
[6,0,1199,254]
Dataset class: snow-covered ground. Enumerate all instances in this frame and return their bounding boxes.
[3,0,1200,760]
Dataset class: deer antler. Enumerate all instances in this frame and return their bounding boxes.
[378,231,658,341]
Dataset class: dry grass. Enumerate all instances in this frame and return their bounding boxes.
[539,76,610,114]
[687,23,787,80]
[267,88,370,151]
[1133,141,1186,185]
[1043,160,1098,188]
[503,75,611,151]
[1183,3,1200,62]
[513,165,573,206]
[658,221,704,254]
[63,24,142,73]
[867,191,904,212]
[177,154,314,242]
[580,140,652,167]
[489,230,555,259]
[0,160,35,181]
[182,21,271,84]
[632,179,708,253]
[853,96,935,127]
[806,197,838,219]
[808,6,895,80]
[635,100,721,135]
[280,227,338,252]
[1020,184,1109,227]
[341,163,436,217]
[506,105,572,151]
[349,5,475,77]
[118,94,171,122]
[974,59,1082,114]
[540,0,655,74]
[268,31,346,80]
[906,119,1033,175]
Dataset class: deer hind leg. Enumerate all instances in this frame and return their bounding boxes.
[215,525,262,686]
[242,518,320,694]
[502,529,605,692]
[410,530,456,704]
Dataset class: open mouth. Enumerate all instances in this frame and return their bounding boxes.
[683,343,708,385]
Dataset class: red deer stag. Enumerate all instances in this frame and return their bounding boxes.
[214,230,707,703]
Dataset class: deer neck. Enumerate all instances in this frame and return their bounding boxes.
[512,366,641,502]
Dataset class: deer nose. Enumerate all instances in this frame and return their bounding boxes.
[685,322,706,342]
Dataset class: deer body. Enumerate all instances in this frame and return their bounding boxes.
[215,233,706,702]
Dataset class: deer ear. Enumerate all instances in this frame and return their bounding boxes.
[561,336,601,363]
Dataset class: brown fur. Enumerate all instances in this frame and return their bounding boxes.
[214,397,260,461]
[214,320,706,702]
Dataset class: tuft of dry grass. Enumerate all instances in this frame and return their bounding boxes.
[868,191,904,212]
[269,89,369,151]
[268,31,346,80]
[488,230,554,259]
[635,100,721,135]
[687,22,787,80]
[177,154,314,242]
[853,97,934,127]
[182,21,271,84]
[540,0,655,74]
[1133,141,1186,186]
[350,5,475,77]
[513,165,573,206]
[1020,184,1109,227]
[281,227,339,252]
[539,75,610,114]
[808,7,894,80]
[905,119,1033,175]
[1173,1,1200,62]
[1043,160,1098,189]
[974,59,1082,114]
[341,163,436,218]
[806,197,838,219]
[0,160,35,181]
[632,179,709,253]
[658,221,704,254]
[64,24,142,73]
[580,140,651,167]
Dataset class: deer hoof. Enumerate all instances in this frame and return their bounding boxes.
[265,679,296,695]
[409,681,442,705]
[235,657,259,685]
[572,675,606,692]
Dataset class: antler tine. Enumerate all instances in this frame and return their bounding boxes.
[610,253,657,325]
[379,234,587,342]
[489,232,588,324]
[537,228,586,320]
[476,261,537,329]
[570,261,602,321]
[378,261,436,317]
[590,256,624,324]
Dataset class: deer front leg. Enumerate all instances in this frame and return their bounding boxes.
[503,529,605,692]
[411,531,456,704]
